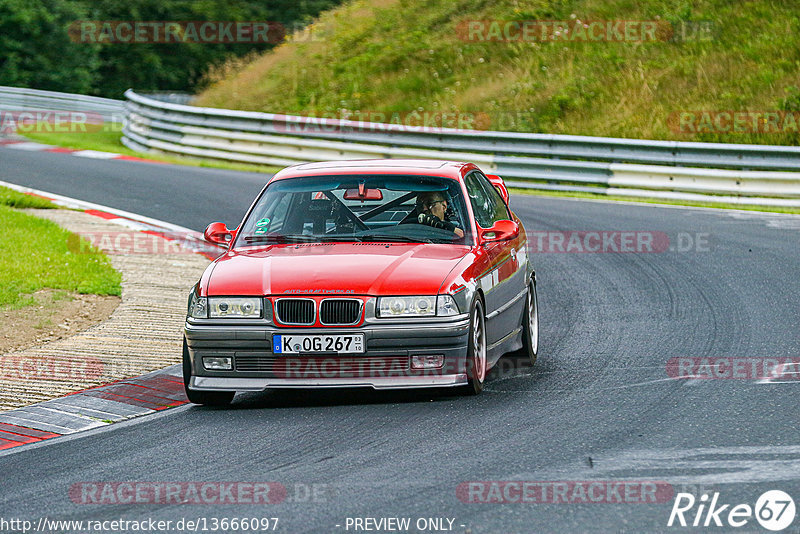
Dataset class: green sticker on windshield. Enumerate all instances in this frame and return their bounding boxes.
[254,227,268,235]
[256,218,271,227]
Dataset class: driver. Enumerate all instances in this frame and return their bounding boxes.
[416,192,464,238]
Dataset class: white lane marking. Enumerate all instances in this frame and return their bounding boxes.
[756,362,800,384]
[487,375,687,392]
[724,210,800,229]
[0,414,75,434]
[506,446,800,485]
[35,407,110,429]
[0,402,192,458]
[72,150,119,159]
[506,365,685,374]
[591,376,687,390]
[46,401,124,420]
[0,179,221,255]
[50,394,154,417]
[0,179,202,235]
[4,141,55,151]
[526,191,800,216]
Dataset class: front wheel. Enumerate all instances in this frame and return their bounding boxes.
[461,298,487,395]
[182,338,234,406]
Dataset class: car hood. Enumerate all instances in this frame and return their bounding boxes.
[205,242,471,296]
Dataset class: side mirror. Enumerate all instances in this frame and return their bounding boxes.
[204,222,235,245]
[480,220,519,244]
[486,174,510,206]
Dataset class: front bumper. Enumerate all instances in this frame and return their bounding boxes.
[184,317,470,391]
[190,374,465,391]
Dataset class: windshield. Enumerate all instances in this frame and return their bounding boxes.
[235,174,471,246]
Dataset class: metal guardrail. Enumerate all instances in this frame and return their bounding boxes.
[144,92,194,105]
[122,90,800,206]
[2,86,799,206]
[0,86,125,122]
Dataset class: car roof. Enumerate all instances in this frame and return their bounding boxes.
[269,159,479,182]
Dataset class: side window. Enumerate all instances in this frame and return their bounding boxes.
[476,172,510,224]
[465,172,510,227]
[464,173,492,228]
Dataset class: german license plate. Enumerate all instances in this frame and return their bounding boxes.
[273,334,365,354]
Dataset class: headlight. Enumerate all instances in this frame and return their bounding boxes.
[377,295,459,317]
[208,297,262,318]
[189,293,207,319]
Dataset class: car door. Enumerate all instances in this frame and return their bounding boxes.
[464,171,527,357]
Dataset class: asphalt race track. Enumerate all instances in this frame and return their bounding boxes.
[0,148,266,230]
[1,145,799,533]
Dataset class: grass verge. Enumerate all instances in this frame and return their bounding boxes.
[0,187,122,309]
[510,188,800,214]
[21,126,281,175]
[0,187,59,209]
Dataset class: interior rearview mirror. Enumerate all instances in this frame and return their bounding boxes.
[344,187,383,201]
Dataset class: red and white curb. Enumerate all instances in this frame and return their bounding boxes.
[0,366,187,450]
[0,182,226,452]
[0,137,164,164]
[0,179,225,260]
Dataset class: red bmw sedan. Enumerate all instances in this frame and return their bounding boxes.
[183,160,538,405]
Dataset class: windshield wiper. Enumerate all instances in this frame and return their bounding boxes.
[244,233,431,244]
[359,234,431,244]
[243,234,318,243]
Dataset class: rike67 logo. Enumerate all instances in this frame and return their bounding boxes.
[668,490,795,531]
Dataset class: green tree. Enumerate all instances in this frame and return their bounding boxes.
[85,0,343,97]
[0,0,99,93]
[1,0,343,98]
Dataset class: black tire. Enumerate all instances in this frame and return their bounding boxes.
[518,279,539,367]
[182,338,235,406]
[461,298,487,395]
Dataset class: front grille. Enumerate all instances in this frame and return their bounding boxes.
[276,299,315,325]
[320,299,361,325]
[235,354,409,376]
